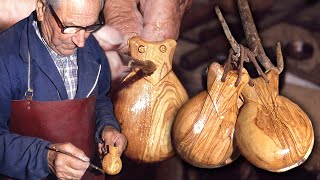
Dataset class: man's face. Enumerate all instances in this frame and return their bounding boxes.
[36,0,101,56]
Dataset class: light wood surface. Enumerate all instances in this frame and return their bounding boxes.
[281,83,320,172]
[235,70,314,172]
[102,145,122,175]
[113,36,189,163]
[172,63,249,168]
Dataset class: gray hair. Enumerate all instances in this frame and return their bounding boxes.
[100,0,105,10]
[46,0,105,10]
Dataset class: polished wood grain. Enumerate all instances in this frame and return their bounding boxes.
[235,70,314,172]
[172,63,249,168]
[102,145,122,175]
[113,36,189,163]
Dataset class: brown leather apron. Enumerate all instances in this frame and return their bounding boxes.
[3,51,104,180]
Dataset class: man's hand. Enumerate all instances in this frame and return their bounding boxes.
[93,27,132,82]
[93,25,124,52]
[47,143,90,180]
[94,0,192,82]
[104,0,193,53]
[0,0,36,32]
[98,126,127,156]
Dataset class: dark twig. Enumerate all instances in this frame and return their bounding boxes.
[245,47,268,82]
[276,42,284,73]
[216,6,243,86]
[215,6,269,86]
[235,45,246,86]
[215,6,240,56]
[236,0,283,74]
[221,49,236,82]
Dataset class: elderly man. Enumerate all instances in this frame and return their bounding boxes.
[0,0,192,83]
[0,0,127,179]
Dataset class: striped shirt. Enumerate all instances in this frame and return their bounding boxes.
[33,21,78,99]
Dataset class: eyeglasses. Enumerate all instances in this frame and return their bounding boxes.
[48,4,105,34]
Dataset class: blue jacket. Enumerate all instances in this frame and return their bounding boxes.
[0,12,120,179]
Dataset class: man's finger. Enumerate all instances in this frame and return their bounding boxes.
[93,25,124,51]
[114,134,127,155]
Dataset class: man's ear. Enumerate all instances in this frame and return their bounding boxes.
[36,0,46,21]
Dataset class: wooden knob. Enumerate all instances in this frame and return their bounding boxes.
[102,145,122,175]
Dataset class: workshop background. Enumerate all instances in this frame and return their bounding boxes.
[108,0,320,179]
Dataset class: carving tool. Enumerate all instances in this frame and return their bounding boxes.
[46,146,104,174]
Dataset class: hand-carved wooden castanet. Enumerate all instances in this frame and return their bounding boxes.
[172,63,249,168]
[235,70,314,172]
[102,145,122,175]
[113,36,189,163]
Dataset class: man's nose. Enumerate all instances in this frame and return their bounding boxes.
[71,29,87,47]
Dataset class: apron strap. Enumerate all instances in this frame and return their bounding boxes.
[25,21,33,101]
[25,50,33,101]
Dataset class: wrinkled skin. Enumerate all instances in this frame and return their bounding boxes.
[0,0,192,81]
[1,0,189,177]
[48,126,126,180]
[96,0,193,81]
[1,0,127,179]
[99,126,127,156]
[40,1,90,171]
[0,0,37,32]
[35,0,97,56]
[47,143,90,180]
[103,0,192,53]
[39,0,127,179]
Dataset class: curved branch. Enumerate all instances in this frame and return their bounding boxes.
[215,6,240,55]
[276,42,284,73]
[236,0,279,73]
